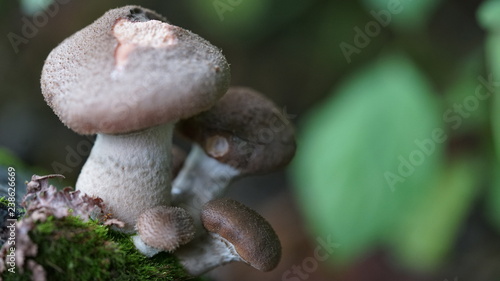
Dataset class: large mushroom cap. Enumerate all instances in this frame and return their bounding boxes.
[177,87,296,174]
[41,5,230,135]
[201,198,281,271]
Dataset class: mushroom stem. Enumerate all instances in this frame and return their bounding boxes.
[76,123,174,232]
[175,233,241,276]
[171,144,239,227]
[132,235,161,257]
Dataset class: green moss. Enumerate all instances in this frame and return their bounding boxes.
[6,216,203,281]
[0,196,8,207]
[0,196,25,219]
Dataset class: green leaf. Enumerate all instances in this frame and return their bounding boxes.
[477,0,500,31]
[487,159,500,232]
[388,156,480,271]
[291,53,443,264]
[480,0,500,166]
[20,0,53,15]
[360,0,442,31]
[484,33,500,82]
[442,50,489,132]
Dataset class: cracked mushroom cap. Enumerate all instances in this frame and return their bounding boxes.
[177,87,296,175]
[136,206,195,252]
[201,198,281,271]
[41,5,230,135]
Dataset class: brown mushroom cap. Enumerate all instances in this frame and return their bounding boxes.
[41,6,230,135]
[177,87,296,174]
[201,198,281,271]
[136,206,195,252]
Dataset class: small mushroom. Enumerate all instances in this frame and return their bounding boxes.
[40,6,230,231]
[172,87,296,227]
[133,206,195,257]
[175,198,281,275]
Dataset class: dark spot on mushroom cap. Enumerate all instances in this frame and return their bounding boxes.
[136,206,195,252]
[177,87,296,174]
[201,198,281,271]
[127,7,167,22]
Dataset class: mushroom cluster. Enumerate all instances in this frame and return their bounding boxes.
[40,5,296,276]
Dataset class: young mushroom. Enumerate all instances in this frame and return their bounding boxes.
[40,6,230,233]
[172,87,296,227]
[133,206,195,256]
[175,198,281,275]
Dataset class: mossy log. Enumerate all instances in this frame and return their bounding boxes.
[0,175,203,281]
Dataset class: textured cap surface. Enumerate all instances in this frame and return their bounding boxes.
[136,206,195,252]
[177,87,296,174]
[41,5,230,135]
[201,198,281,271]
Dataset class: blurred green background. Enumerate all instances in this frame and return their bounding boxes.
[1,0,499,280]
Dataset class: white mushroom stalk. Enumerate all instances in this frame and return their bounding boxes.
[172,144,239,227]
[76,123,173,232]
[133,231,238,265]
[175,233,243,276]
